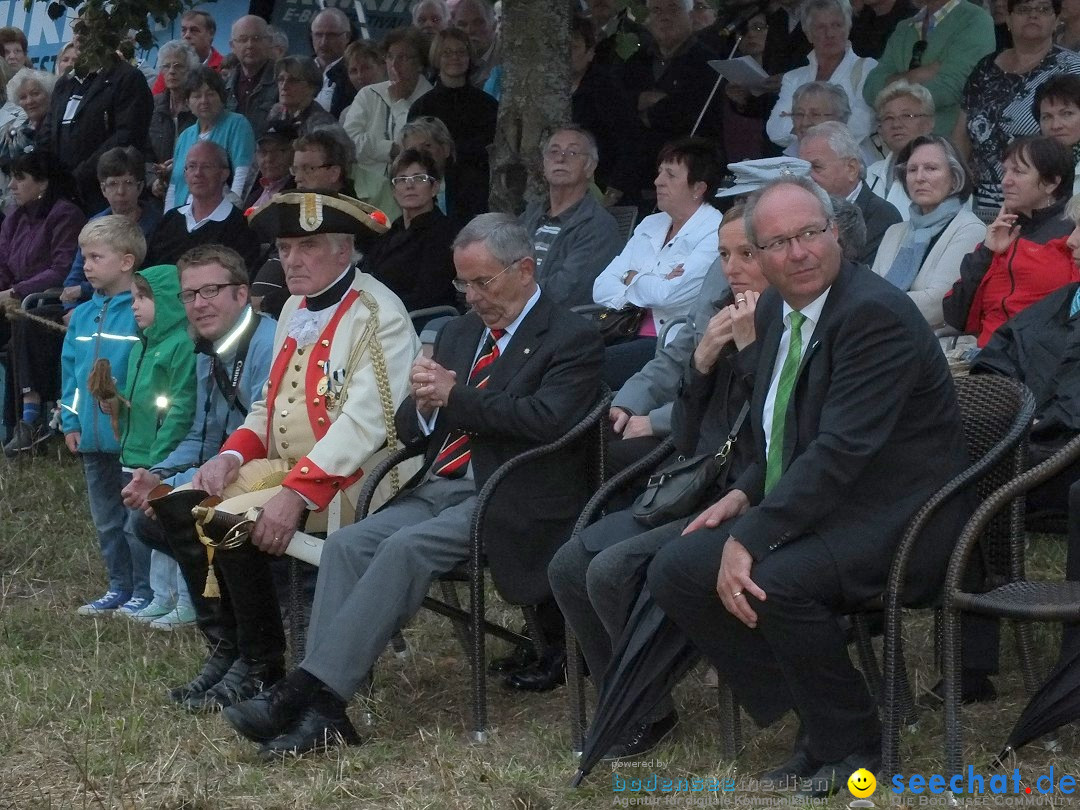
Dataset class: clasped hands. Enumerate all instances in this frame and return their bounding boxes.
[411,356,457,418]
[692,292,759,373]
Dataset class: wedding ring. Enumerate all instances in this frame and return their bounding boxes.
[732,591,743,598]
[735,295,746,304]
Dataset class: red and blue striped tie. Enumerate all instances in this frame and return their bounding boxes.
[433,328,506,478]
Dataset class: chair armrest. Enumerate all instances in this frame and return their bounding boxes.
[355,444,426,520]
[944,431,1080,603]
[21,289,64,310]
[408,305,461,322]
[657,316,688,348]
[469,388,613,567]
[571,436,676,539]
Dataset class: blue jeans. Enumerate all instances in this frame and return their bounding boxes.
[82,454,151,600]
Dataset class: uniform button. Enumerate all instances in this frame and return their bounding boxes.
[279,426,287,433]
[291,381,298,388]
[288,397,296,403]
[297,348,305,356]
[312,397,320,405]
[280,410,289,417]
[317,417,326,425]
[321,339,330,347]
[287,457,297,466]
[300,466,310,474]
[294,364,301,372]
[281,441,289,449]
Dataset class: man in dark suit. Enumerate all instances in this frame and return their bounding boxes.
[798,121,901,266]
[36,52,153,216]
[221,213,604,756]
[648,176,969,796]
[310,7,357,119]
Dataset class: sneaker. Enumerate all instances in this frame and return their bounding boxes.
[114,597,153,618]
[76,590,131,616]
[130,599,175,623]
[148,604,197,631]
[3,420,51,458]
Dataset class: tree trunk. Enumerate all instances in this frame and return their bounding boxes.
[489,0,571,214]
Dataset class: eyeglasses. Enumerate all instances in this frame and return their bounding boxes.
[451,258,523,293]
[1012,3,1055,14]
[289,163,333,176]
[159,62,188,72]
[185,162,227,173]
[101,178,142,191]
[909,39,928,69]
[178,282,244,303]
[544,146,587,161]
[390,173,435,186]
[878,113,931,126]
[757,223,831,254]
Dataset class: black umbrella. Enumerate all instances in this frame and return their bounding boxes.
[571,588,700,786]
[996,635,1080,763]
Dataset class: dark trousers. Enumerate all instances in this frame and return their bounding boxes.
[648,523,879,763]
[602,337,657,391]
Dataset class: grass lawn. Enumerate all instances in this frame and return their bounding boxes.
[1,453,1078,809]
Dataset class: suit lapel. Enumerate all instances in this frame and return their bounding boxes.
[486,295,552,391]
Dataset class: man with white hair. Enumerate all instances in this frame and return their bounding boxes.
[798,121,901,265]
[519,126,623,308]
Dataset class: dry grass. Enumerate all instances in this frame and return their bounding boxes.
[1,454,1078,809]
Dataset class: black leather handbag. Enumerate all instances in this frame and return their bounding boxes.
[630,402,751,528]
[589,305,648,345]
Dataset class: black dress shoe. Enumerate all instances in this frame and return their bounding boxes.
[796,751,881,800]
[259,705,362,758]
[504,647,566,691]
[488,644,538,675]
[168,652,236,705]
[183,659,284,713]
[602,712,679,761]
[758,725,816,787]
[222,687,304,743]
[917,674,997,710]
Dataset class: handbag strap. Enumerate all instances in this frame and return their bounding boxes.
[715,400,751,459]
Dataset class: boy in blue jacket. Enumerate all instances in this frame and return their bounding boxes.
[60,215,151,616]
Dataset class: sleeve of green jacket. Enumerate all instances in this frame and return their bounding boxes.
[148,343,198,465]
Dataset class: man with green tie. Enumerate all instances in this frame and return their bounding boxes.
[647,175,972,798]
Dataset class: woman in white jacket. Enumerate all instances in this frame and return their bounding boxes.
[865,80,936,222]
[593,138,723,388]
[871,135,984,330]
[342,28,432,180]
[766,0,878,161]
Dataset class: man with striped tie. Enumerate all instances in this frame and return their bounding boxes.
[223,212,604,757]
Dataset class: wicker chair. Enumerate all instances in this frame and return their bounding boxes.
[880,375,1035,776]
[351,388,611,742]
[563,436,745,760]
[609,205,639,247]
[941,431,1080,775]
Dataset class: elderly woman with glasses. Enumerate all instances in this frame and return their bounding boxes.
[360,148,457,313]
[954,0,1080,218]
[767,0,878,161]
[162,66,255,210]
[342,27,432,179]
[865,80,935,220]
[870,135,984,329]
[147,40,199,190]
[775,80,851,158]
[268,55,340,135]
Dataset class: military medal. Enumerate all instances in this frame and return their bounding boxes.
[316,376,330,396]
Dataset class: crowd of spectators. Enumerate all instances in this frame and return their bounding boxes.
[8,0,1080,794]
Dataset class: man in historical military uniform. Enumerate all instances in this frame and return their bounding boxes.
[154,190,421,712]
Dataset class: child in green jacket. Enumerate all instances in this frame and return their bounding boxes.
[120,264,197,626]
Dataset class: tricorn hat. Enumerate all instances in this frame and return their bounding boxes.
[247,190,390,240]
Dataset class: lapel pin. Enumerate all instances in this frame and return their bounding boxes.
[523,347,531,355]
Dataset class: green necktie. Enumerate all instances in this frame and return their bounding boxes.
[765,311,806,494]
